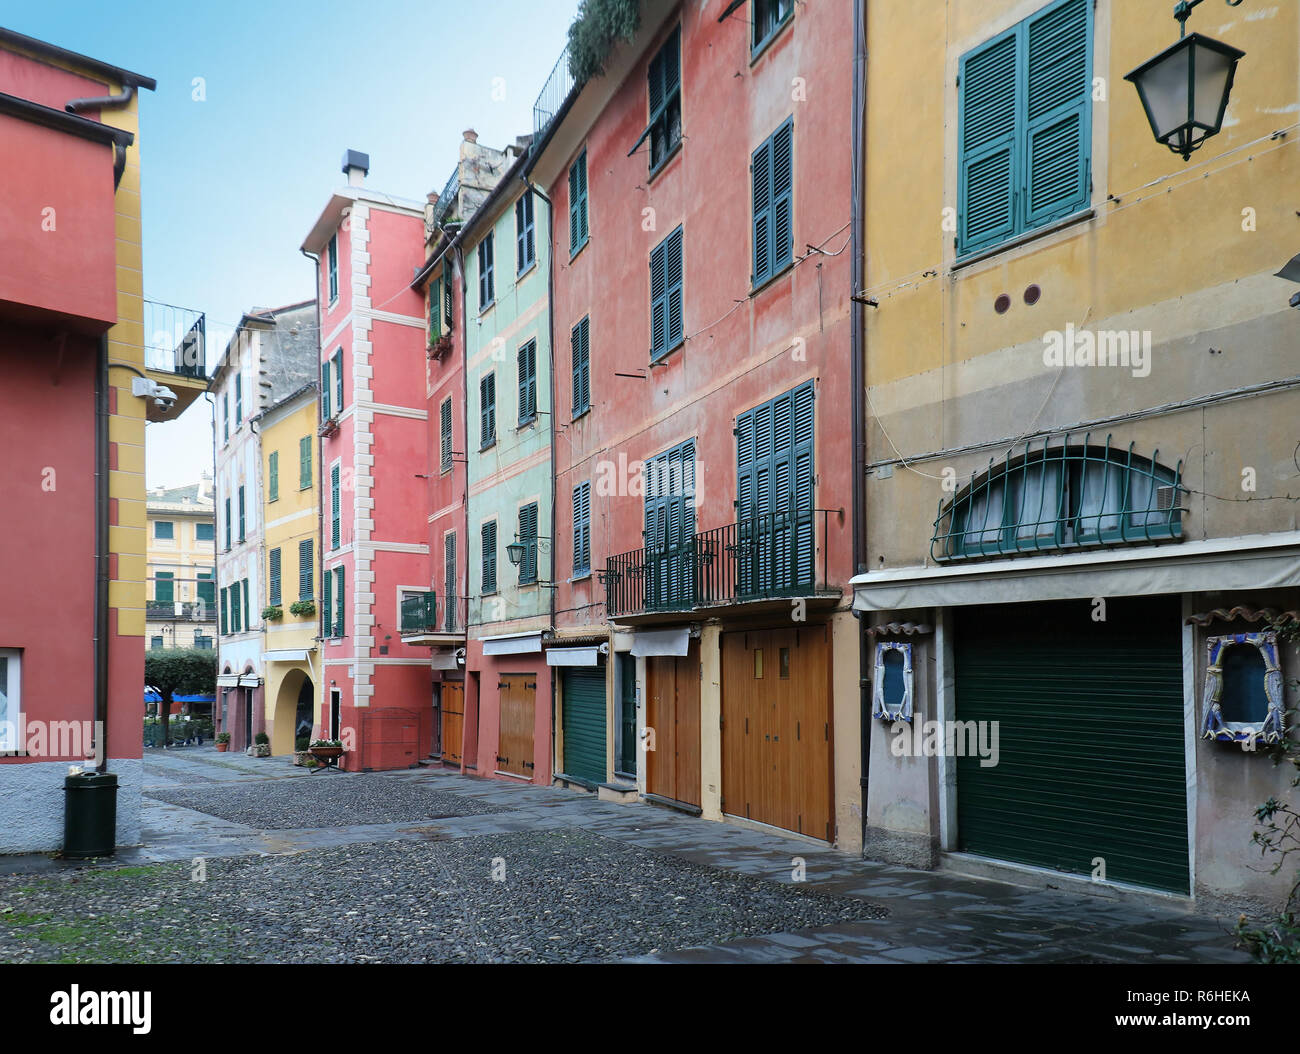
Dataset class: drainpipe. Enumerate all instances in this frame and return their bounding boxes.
[301,249,326,729]
[202,390,219,731]
[851,1,870,840]
[66,86,136,188]
[94,336,110,772]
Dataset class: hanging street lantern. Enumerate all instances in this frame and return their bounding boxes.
[506,541,526,566]
[1125,0,1245,161]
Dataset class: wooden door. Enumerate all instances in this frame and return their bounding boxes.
[720,627,832,839]
[441,681,465,766]
[646,639,701,806]
[497,673,536,778]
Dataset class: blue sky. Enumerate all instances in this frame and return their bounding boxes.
[10,0,578,486]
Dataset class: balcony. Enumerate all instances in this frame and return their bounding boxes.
[143,299,208,421]
[146,600,217,622]
[532,43,574,138]
[603,510,838,620]
[400,591,467,644]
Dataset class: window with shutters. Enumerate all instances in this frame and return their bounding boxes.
[230,580,241,633]
[235,373,243,424]
[735,381,815,595]
[957,0,1092,257]
[243,577,250,629]
[444,533,458,631]
[572,485,591,577]
[481,520,498,594]
[237,486,246,541]
[519,503,539,585]
[268,547,282,605]
[154,521,174,540]
[752,117,794,288]
[268,451,279,502]
[333,566,345,638]
[321,357,332,420]
[516,192,536,274]
[568,149,589,257]
[571,316,590,418]
[327,234,339,303]
[220,588,228,635]
[151,636,164,650]
[478,233,495,311]
[197,570,215,607]
[224,498,231,550]
[440,397,453,472]
[632,25,681,175]
[330,464,340,549]
[196,522,214,542]
[298,539,314,600]
[443,266,455,332]
[752,0,793,54]
[155,571,174,604]
[643,440,696,607]
[480,372,496,449]
[517,339,537,424]
[322,567,332,638]
[222,394,229,442]
[650,226,684,360]
[299,436,312,489]
[333,348,344,414]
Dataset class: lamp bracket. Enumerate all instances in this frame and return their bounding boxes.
[1175,0,1243,37]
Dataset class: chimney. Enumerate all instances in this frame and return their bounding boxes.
[342,149,369,187]
[463,128,478,144]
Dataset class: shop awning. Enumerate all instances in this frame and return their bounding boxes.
[216,675,239,688]
[482,631,543,656]
[851,532,1300,611]
[262,649,310,662]
[546,646,602,667]
[237,674,262,688]
[431,648,463,670]
[629,627,690,657]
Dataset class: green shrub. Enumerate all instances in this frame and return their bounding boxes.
[567,0,640,85]
[254,732,270,745]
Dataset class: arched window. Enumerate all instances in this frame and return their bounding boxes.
[933,435,1183,561]
[1202,632,1284,746]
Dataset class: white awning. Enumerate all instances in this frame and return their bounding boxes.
[851,531,1300,611]
[431,648,463,670]
[237,674,262,688]
[216,675,239,688]
[482,631,543,656]
[262,649,310,663]
[547,646,601,667]
[630,628,690,657]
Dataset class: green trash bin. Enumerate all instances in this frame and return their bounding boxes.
[63,771,118,858]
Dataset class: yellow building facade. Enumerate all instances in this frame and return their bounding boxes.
[145,475,217,651]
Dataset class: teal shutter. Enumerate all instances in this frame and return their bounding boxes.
[959,29,1019,254]
[568,150,588,254]
[235,374,242,423]
[444,533,458,631]
[243,577,249,629]
[751,137,772,283]
[299,436,312,489]
[321,358,331,419]
[334,567,345,638]
[334,349,343,414]
[519,503,538,584]
[440,398,453,470]
[298,539,313,599]
[222,394,229,441]
[230,580,240,632]
[482,520,497,594]
[572,483,590,575]
[155,572,174,604]
[268,451,279,502]
[269,548,281,605]
[1024,0,1091,228]
[562,666,607,786]
[220,587,228,634]
[643,440,695,607]
[518,340,536,422]
[238,487,245,540]
[224,498,231,549]
[478,235,495,309]
[770,119,793,274]
[330,465,340,548]
[197,571,215,608]
[443,267,454,331]
[480,373,496,447]
[571,317,590,415]
[322,568,331,636]
[429,274,441,336]
[650,227,684,359]
[516,193,535,273]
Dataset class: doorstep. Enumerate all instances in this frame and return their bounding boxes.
[939,852,1195,911]
[597,781,639,804]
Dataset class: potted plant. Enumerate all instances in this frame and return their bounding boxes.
[292,735,312,766]
[261,605,283,621]
[308,738,344,770]
[289,599,316,618]
[427,333,452,359]
[253,731,272,758]
[216,732,231,753]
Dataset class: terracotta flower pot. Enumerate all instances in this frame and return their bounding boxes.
[216,742,229,752]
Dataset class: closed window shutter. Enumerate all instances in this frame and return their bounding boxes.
[518,341,536,421]
[300,435,312,488]
[430,276,440,336]
[519,503,538,584]
[334,349,343,414]
[958,33,1018,254]
[224,498,231,549]
[751,135,773,284]
[770,119,793,274]
[231,581,239,632]
[334,567,345,638]
[268,451,279,502]
[440,398,453,470]
[331,465,340,548]
[572,318,590,415]
[1024,0,1090,227]
[322,570,332,636]
[322,358,331,419]
[482,520,497,594]
[269,548,281,605]
[299,539,313,600]
[666,227,683,349]
[444,533,457,630]
[650,241,666,357]
[444,267,454,332]
[220,587,228,634]
[569,151,588,252]
[243,577,250,630]
[238,487,245,539]
[480,373,496,446]
[574,482,591,574]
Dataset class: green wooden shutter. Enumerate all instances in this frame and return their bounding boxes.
[429,274,441,336]
[1024,0,1091,228]
[440,398,453,471]
[572,484,591,575]
[321,358,331,419]
[334,567,345,637]
[238,487,245,540]
[958,30,1019,254]
[230,580,240,632]
[235,373,242,423]
[330,465,340,549]
[334,349,343,414]
[480,373,495,447]
[443,267,454,331]
[269,548,281,605]
[482,520,497,594]
[770,118,794,274]
[222,394,229,441]
[243,577,250,629]
[568,150,588,253]
[322,569,332,636]
[220,587,228,634]
[751,135,773,284]
[518,340,536,422]
[299,436,312,489]
[562,666,606,786]
[224,498,231,549]
[268,451,279,502]
[954,597,1189,893]
[572,317,589,415]
[298,539,313,600]
[444,533,458,631]
[519,503,538,584]
[197,571,214,607]
[155,572,174,604]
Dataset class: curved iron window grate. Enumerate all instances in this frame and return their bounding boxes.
[932,434,1185,562]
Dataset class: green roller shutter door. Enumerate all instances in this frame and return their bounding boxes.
[563,666,606,786]
[954,596,1188,894]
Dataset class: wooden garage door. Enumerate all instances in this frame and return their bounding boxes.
[440,681,464,766]
[721,625,832,839]
[497,673,536,779]
[646,638,701,807]
[954,597,1189,894]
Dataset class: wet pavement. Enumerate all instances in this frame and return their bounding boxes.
[0,747,1251,963]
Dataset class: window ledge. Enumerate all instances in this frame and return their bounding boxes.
[647,140,683,185]
[750,258,795,298]
[516,260,538,282]
[480,439,497,452]
[478,300,495,317]
[571,572,592,583]
[952,208,1096,272]
[517,414,538,431]
[650,337,686,366]
[750,13,794,66]
[569,237,589,264]
[572,407,591,422]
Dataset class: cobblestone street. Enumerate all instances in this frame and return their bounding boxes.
[0,748,1250,964]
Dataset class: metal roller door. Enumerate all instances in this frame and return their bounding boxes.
[954,596,1189,893]
[562,666,606,786]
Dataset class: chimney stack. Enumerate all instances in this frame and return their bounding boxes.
[342,149,369,187]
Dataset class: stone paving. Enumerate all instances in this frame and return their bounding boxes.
[0,747,1252,963]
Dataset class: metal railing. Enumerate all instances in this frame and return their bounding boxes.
[533,43,574,137]
[147,600,216,621]
[144,299,207,379]
[400,591,467,635]
[430,168,460,230]
[931,434,1186,562]
[603,509,832,618]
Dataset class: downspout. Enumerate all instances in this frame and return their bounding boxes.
[301,249,325,725]
[94,336,110,772]
[202,390,219,727]
[524,173,558,784]
[66,86,135,189]
[851,0,870,841]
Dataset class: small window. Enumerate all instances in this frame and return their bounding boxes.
[516,193,536,274]
[650,226,684,360]
[196,522,214,542]
[327,234,339,303]
[632,26,681,173]
[571,316,590,418]
[151,636,165,650]
[481,520,498,594]
[752,0,793,53]
[154,521,174,540]
[872,642,914,723]
[572,484,590,576]
[1203,632,1284,746]
[517,339,537,424]
[478,234,495,311]
[568,150,589,256]
[440,397,453,472]
[480,372,496,448]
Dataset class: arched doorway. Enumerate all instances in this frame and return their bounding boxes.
[271,668,314,756]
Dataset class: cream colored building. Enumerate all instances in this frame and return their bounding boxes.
[146,473,216,651]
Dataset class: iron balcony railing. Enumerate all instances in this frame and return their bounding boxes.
[144,299,207,379]
[147,600,216,621]
[603,509,833,618]
[533,42,574,137]
[400,591,467,635]
[430,168,460,230]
